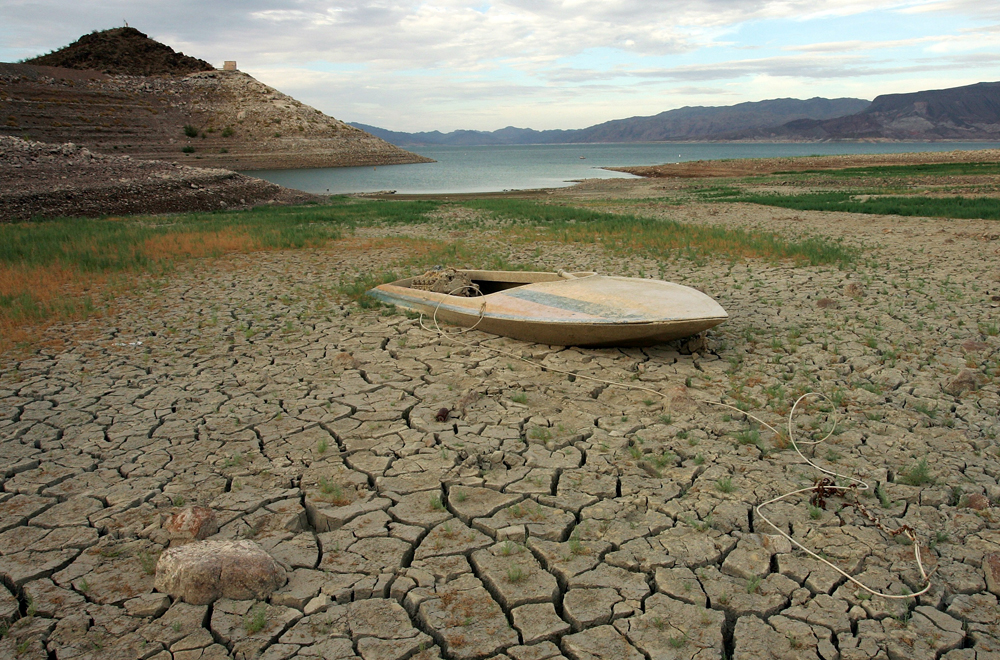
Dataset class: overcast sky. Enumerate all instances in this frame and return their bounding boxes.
[3,1,999,132]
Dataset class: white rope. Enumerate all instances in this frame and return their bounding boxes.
[411,281,932,600]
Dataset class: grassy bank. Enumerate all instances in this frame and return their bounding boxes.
[0,200,437,352]
[464,199,855,266]
[2,197,854,355]
[715,192,1000,220]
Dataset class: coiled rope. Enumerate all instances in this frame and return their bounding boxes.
[414,284,931,599]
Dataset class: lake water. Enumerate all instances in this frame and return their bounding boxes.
[246,142,999,195]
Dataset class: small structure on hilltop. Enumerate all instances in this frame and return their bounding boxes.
[223,61,237,71]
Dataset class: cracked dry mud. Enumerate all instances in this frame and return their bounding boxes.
[2,188,1000,660]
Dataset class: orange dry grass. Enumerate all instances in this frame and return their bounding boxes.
[1,228,307,357]
[0,263,114,354]
[141,229,257,258]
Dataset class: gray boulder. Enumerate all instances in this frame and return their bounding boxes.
[154,539,286,605]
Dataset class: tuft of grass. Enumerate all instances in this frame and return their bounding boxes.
[319,478,350,505]
[243,604,267,634]
[506,565,525,582]
[510,391,528,404]
[138,551,159,575]
[716,476,735,493]
[897,458,934,486]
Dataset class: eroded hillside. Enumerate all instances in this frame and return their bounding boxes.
[0,64,431,170]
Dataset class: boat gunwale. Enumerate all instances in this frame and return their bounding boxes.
[369,281,728,327]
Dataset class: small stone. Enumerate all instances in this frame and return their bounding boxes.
[496,525,527,543]
[163,506,219,544]
[944,369,986,396]
[845,282,865,298]
[304,594,332,615]
[124,592,171,618]
[984,553,1000,596]
[154,539,286,605]
[965,493,990,511]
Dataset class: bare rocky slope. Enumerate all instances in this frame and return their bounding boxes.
[1,29,431,170]
[0,136,316,221]
[747,81,1000,141]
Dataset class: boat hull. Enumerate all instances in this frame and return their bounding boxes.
[368,271,727,347]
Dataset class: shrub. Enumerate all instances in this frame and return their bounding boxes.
[222,125,235,137]
[183,125,198,138]
[181,146,195,154]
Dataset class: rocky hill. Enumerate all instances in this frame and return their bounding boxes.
[25,27,213,76]
[747,81,1000,141]
[0,136,315,221]
[353,97,871,146]
[1,29,431,170]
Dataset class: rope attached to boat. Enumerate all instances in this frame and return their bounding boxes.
[415,285,932,600]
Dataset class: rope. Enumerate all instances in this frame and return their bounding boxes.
[412,282,931,600]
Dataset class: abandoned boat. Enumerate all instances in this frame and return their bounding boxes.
[367,269,727,347]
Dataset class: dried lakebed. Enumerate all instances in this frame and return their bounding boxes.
[1,195,1000,660]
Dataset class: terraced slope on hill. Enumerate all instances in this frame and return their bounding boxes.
[1,29,431,170]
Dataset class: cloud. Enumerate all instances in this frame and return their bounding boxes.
[2,0,998,130]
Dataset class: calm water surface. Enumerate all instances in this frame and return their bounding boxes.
[246,142,999,195]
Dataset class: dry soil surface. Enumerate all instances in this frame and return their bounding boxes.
[2,179,1000,660]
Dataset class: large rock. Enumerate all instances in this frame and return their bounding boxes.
[154,539,286,605]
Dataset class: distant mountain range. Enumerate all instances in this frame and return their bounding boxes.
[352,97,872,146]
[742,81,1000,141]
[354,82,1000,145]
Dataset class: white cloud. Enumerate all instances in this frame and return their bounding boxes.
[2,0,998,130]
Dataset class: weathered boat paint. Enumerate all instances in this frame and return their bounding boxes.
[368,270,727,346]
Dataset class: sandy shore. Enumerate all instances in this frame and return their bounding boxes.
[608,147,1000,178]
[2,175,999,658]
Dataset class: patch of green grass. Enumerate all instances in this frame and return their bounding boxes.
[898,458,935,486]
[788,161,1000,178]
[716,476,735,493]
[528,426,553,441]
[1,199,448,351]
[463,199,854,266]
[731,191,1000,221]
[138,551,159,575]
[244,604,267,634]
